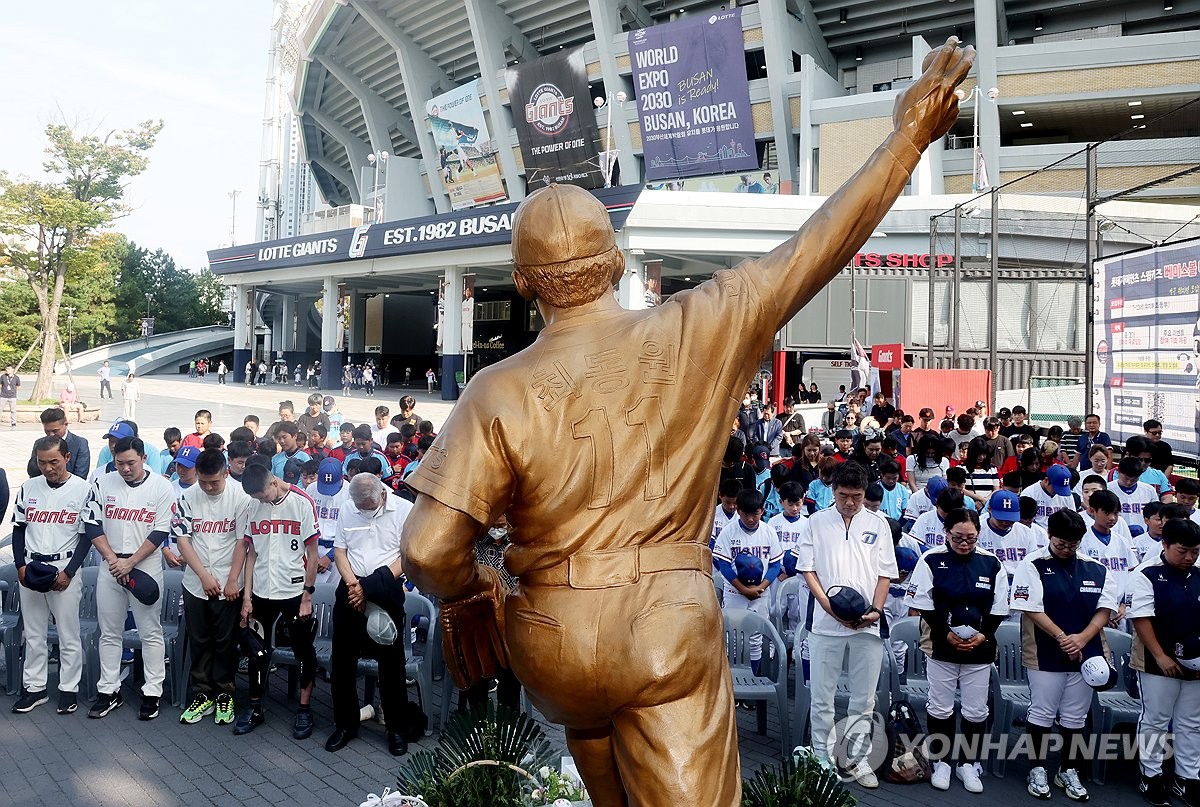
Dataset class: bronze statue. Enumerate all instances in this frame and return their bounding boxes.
[402,37,975,807]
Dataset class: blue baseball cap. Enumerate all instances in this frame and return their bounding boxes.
[734,553,765,586]
[103,421,136,440]
[926,475,949,500]
[895,546,919,573]
[23,561,59,592]
[317,457,344,495]
[988,490,1021,522]
[1047,464,1073,496]
[175,445,201,469]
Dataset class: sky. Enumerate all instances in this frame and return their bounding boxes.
[0,1,273,270]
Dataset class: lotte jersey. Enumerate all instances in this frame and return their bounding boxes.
[13,474,89,558]
[976,519,1045,578]
[84,471,176,572]
[244,485,319,600]
[306,481,350,555]
[172,481,254,600]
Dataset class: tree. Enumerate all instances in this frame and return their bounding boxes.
[113,243,228,338]
[0,120,163,400]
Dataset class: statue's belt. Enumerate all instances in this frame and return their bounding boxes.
[520,543,713,589]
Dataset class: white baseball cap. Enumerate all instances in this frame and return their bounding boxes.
[1081,656,1117,690]
[365,603,399,646]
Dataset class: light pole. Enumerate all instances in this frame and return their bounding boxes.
[593,91,627,188]
[65,306,76,361]
[366,151,390,223]
[145,293,152,320]
[955,85,999,192]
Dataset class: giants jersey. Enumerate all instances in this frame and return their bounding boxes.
[245,485,319,600]
[1111,481,1158,530]
[173,482,253,600]
[713,519,783,600]
[976,520,1044,578]
[307,482,350,550]
[13,474,89,558]
[84,471,176,572]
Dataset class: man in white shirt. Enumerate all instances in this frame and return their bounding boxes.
[1021,465,1076,528]
[326,474,415,756]
[794,462,897,787]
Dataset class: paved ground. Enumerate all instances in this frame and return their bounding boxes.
[0,373,1155,805]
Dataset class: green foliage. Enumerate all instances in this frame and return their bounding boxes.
[112,241,227,339]
[396,703,557,807]
[742,754,858,807]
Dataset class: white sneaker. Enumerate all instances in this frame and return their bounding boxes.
[1055,768,1090,802]
[957,762,984,793]
[847,759,879,788]
[932,761,952,791]
[1028,766,1052,800]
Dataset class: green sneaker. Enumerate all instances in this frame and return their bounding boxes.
[214,693,235,725]
[180,694,215,724]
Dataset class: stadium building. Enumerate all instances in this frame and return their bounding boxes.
[210,0,1200,399]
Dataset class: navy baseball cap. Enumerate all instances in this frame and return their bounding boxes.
[734,553,765,587]
[322,396,335,410]
[949,605,983,640]
[317,457,344,495]
[23,561,58,592]
[104,421,136,440]
[122,569,160,606]
[240,618,268,660]
[988,490,1021,522]
[826,586,868,623]
[175,445,201,469]
[281,458,304,485]
[1047,464,1073,496]
[895,546,919,573]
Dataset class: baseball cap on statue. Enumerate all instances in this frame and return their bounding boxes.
[1047,464,1073,496]
[175,445,201,469]
[104,421,136,440]
[317,457,344,495]
[511,184,618,274]
[948,605,983,640]
[1081,656,1118,690]
[734,553,765,587]
[988,490,1021,522]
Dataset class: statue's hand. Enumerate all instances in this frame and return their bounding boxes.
[893,37,976,150]
[439,565,509,689]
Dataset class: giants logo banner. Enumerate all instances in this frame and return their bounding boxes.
[506,46,603,189]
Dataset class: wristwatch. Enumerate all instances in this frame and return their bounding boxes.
[865,606,883,617]
[303,585,316,594]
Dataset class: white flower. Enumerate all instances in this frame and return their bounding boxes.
[539,766,553,780]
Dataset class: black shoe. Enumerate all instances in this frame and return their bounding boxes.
[88,691,123,719]
[233,707,265,736]
[293,709,314,739]
[57,691,78,715]
[1174,777,1200,807]
[388,731,408,757]
[1142,774,1171,807]
[324,728,357,752]
[138,695,160,721]
[12,689,49,713]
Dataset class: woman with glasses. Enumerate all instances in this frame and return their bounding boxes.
[906,508,1009,793]
[1010,509,1119,802]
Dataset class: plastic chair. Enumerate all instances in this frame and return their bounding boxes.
[0,564,23,695]
[792,630,894,754]
[121,569,188,706]
[992,621,1033,778]
[279,582,337,698]
[1091,628,1138,784]
[723,609,791,757]
[770,576,804,654]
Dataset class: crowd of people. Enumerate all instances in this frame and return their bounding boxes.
[717,386,1200,804]
[6,392,459,759]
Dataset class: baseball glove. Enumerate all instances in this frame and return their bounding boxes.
[440,565,509,689]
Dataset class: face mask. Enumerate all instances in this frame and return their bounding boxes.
[488,527,508,541]
[742,399,751,407]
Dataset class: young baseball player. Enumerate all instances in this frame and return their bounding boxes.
[877,460,911,521]
[711,479,741,550]
[1080,490,1139,625]
[769,481,809,627]
[907,488,967,551]
[1110,456,1160,532]
[235,464,320,739]
[713,489,783,675]
[976,490,1045,580]
[174,449,254,725]
[1021,465,1077,528]
[10,436,92,714]
[307,457,349,584]
[84,436,177,721]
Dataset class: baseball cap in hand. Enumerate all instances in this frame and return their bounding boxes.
[104,421,136,440]
[1175,636,1200,672]
[365,603,399,645]
[122,569,160,606]
[988,490,1021,521]
[734,553,765,587]
[1081,656,1118,690]
[1047,464,1073,496]
[317,457,344,495]
[175,445,201,469]
[23,561,59,592]
[281,458,304,485]
[826,586,868,623]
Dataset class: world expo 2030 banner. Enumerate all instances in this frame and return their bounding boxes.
[506,46,604,190]
[426,80,508,211]
[628,8,758,181]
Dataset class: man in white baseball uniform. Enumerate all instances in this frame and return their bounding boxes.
[235,463,320,739]
[10,436,93,715]
[84,436,176,720]
[1021,465,1076,528]
[174,449,254,726]
[307,457,349,584]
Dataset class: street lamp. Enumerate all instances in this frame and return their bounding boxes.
[145,293,152,320]
[65,306,75,361]
[366,150,390,223]
[954,85,999,192]
[593,91,627,188]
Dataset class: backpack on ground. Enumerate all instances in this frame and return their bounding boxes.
[882,699,931,784]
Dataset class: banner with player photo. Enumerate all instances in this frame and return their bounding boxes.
[1093,239,1200,459]
[628,8,758,180]
[426,81,508,211]
[505,46,603,189]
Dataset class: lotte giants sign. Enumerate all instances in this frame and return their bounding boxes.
[872,343,904,371]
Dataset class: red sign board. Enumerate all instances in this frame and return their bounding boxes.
[872,343,904,370]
